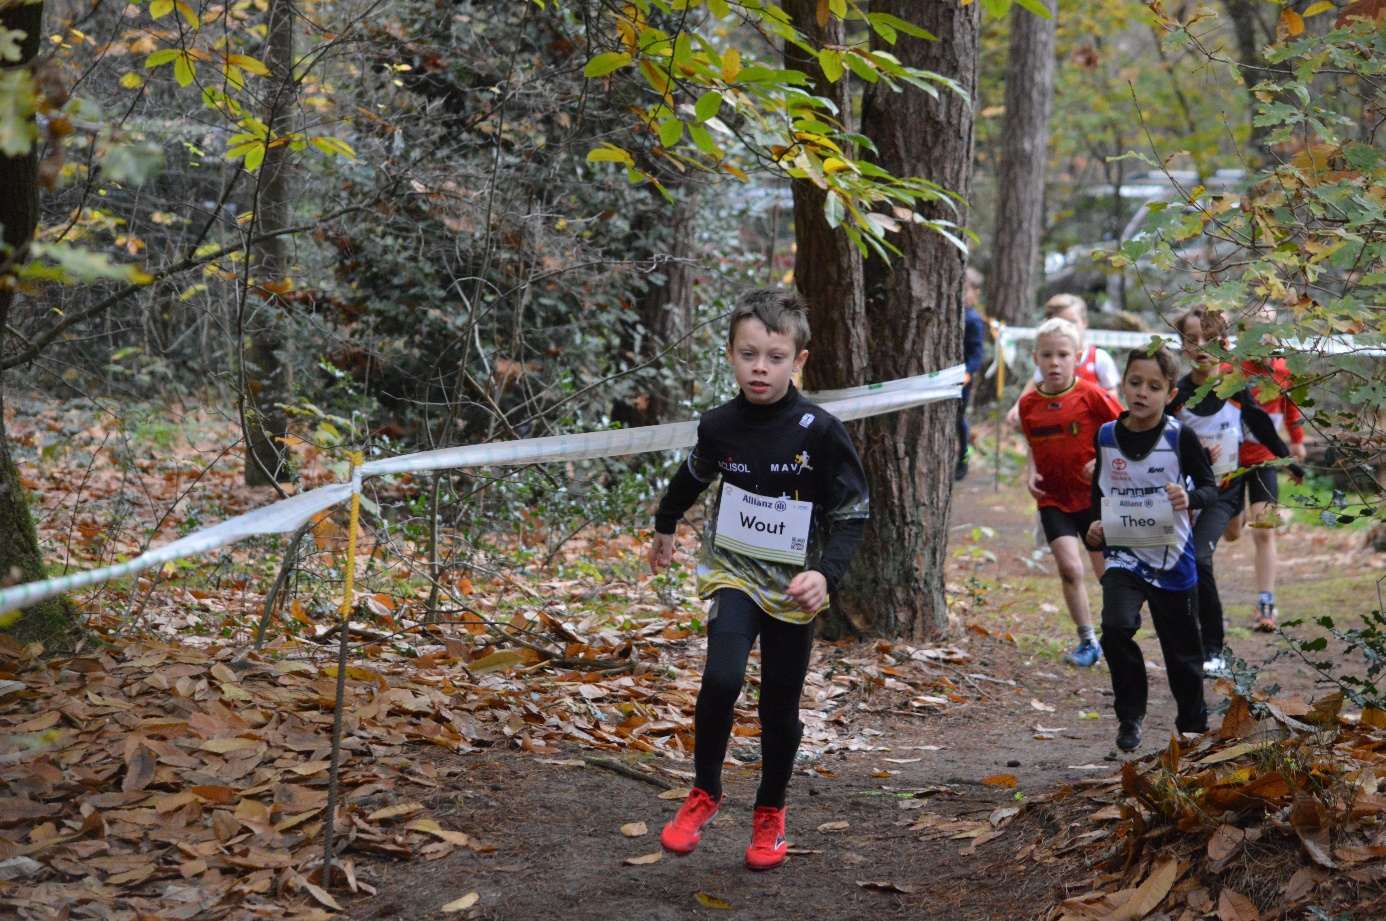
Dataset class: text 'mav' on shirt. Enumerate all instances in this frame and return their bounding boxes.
[653,384,869,624]
[1019,377,1123,514]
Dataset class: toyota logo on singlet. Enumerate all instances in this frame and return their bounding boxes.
[1112,458,1128,470]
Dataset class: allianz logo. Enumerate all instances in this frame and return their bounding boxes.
[740,493,786,511]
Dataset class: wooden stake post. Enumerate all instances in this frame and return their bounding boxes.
[323,451,363,885]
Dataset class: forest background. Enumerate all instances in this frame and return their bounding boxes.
[3,0,1386,915]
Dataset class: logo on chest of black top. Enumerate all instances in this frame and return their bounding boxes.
[720,456,752,474]
[769,451,812,474]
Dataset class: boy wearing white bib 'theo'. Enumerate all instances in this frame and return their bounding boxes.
[1085,347,1219,753]
[647,290,868,871]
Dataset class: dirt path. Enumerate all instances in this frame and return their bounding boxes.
[344,475,1384,920]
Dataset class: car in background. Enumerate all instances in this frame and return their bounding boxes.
[1042,169,1248,317]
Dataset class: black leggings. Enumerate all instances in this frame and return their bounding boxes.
[693,589,815,809]
[1191,489,1244,657]
[1099,568,1208,734]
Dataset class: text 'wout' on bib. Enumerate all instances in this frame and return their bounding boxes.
[713,482,813,566]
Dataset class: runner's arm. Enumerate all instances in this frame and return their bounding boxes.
[1177,427,1220,510]
[814,418,869,594]
[653,429,719,534]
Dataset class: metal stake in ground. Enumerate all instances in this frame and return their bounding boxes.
[322,451,363,887]
[994,321,1006,492]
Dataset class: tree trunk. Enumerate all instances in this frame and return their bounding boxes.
[782,0,867,392]
[0,0,78,646]
[831,0,979,642]
[243,0,295,485]
[983,0,1055,327]
[1221,0,1312,166]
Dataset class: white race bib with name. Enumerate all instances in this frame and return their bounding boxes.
[1197,425,1241,478]
[713,483,813,566]
[1102,493,1178,548]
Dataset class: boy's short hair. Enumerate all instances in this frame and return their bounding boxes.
[1124,345,1180,388]
[727,289,811,353]
[1043,293,1088,321]
[964,266,984,289]
[1034,316,1083,352]
[1172,305,1228,341]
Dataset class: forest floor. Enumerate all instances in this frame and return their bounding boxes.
[3,396,1386,920]
[340,471,1385,921]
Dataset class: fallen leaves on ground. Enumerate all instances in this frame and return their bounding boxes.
[1007,691,1386,920]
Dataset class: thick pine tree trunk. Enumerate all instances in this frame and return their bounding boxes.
[0,0,78,645]
[983,0,1055,326]
[834,0,979,641]
[243,0,295,485]
[782,0,867,392]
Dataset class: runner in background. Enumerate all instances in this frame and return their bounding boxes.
[956,267,987,482]
[648,289,868,872]
[1221,308,1308,632]
[1169,307,1303,675]
[1004,294,1122,431]
[1018,317,1123,667]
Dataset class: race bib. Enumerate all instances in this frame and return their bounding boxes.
[1197,425,1241,478]
[1102,493,1178,548]
[713,483,813,566]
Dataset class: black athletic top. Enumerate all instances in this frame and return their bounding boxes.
[654,384,869,623]
[1170,375,1304,489]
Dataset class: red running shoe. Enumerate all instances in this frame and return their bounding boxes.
[660,788,722,855]
[745,806,788,871]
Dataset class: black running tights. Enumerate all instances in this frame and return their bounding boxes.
[693,589,815,809]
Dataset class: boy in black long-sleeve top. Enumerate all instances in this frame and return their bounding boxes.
[648,289,868,871]
[1086,347,1219,752]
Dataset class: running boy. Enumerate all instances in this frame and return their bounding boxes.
[1005,294,1122,430]
[1086,346,1219,752]
[1222,309,1307,632]
[957,267,987,481]
[1169,307,1303,673]
[648,289,868,871]
[1019,317,1123,667]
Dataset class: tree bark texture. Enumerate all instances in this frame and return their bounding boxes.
[983,0,1055,326]
[782,0,867,392]
[243,0,295,485]
[0,0,78,646]
[830,0,979,642]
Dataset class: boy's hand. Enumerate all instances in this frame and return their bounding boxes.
[1080,459,1096,483]
[648,533,675,575]
[787,570,828,614]
[1085,520,1104,548]
[1005,402,1023,432]
[1027,470,1048,501]
[1290,442,1307,463]
[1207,443,1223,464]
[1166,482,1189,511]
[1287,462,1305,486]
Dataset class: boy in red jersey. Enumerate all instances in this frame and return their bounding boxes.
[1019,317,1124,667]
[1223,343,1307,631]
[1006,294,1121,429]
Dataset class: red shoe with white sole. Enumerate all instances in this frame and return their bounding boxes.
[745,806,788,871]
[660,788,722,855]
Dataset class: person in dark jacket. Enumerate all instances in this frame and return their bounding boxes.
[957,267,986,480]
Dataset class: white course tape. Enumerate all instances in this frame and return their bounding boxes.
[0,367,965,616]
[997,325,1385,356]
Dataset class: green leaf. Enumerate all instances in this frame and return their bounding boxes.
[149,0,173,18]
[100,140,165,184]
[0,70,37,157]
[1,27,24,63]
[1012,0,1054,19]
[694,90,722,122]
[243,143,265,172]
[173,53,196,87]
[818,49,844,83]
[687,122,721,157]
[824,191,845,228]
[707,0,730,15]
[584,51,632,78]
[309,136,357,159]
[865,13,937,41]
[658,117,683,147]
[842,52,879,84]
[586,144,634,166]
[119,71,144,89]
[144,48,181,67]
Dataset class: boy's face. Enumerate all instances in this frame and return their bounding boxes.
[1055,305,1088,333]
[1034,333,1079,392]
[1122,359,1175,419]
[1179,315,1223,369]
[726,318,807,405]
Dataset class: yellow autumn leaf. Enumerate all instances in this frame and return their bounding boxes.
[441,893,479,912]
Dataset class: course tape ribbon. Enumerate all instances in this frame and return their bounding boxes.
[989,326,1385,377]
[0,366,965,615]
